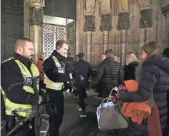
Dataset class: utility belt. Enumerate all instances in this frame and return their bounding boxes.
[4,110,37,136]
[6,111,34,130]
[46,88,64,95]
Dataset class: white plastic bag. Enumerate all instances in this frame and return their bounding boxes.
[96,101,114,129]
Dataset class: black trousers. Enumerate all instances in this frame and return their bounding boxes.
[77,87,87,110]
[39,79,46,90]
[5,116,35,136]
[47,91,64,136]
[116,121,148,136]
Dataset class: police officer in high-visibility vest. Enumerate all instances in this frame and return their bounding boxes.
[1,38,41,136]
[43,40,71,136]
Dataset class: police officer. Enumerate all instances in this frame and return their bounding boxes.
[1,38,40,136]
[43,40,70,136]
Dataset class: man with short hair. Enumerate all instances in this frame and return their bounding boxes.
[74,53,92,117]
[92,49,124,97]
[163,47,169,58]
[43,40,71,136]
[1,38,40,136]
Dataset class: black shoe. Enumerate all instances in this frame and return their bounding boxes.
[80,111,87,118]
[77,105,82,111]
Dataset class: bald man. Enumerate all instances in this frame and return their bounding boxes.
[1,38,40,136]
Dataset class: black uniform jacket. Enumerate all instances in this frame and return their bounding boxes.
[1,53,39,105]
[42,51,69,92]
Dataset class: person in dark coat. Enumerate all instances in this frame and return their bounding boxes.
[163,47,169,58]
[162,47,169,136]
[92,49,124,98]
[114,42,169,136]
[65,53,75,93]
[124,52,139,80]
[74,53,92,117]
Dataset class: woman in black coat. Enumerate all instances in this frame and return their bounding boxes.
[124,53,139,80]
[116,42,169,136]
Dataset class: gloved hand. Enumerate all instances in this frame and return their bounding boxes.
[110,94,120,102]
[118,84,126,91]
[109,87,120,102]
[64,80,73,90]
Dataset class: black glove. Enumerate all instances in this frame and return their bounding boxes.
[64,80,73,90]
[25,94,38,106]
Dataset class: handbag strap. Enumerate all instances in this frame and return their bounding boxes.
[100,87,121,110]
[107,87,119,103]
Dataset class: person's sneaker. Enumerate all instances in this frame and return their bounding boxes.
[80,111,87,118]
[77,105,82,111]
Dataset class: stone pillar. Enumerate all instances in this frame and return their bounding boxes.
[76,0,81,54]
[166,14,169,47]
[103,31,108,51]
[86,31,92,62]
[120,30,127,66]
[139,0,153,44]
[24,0,45,63]
[117,0,130,66]
[24,1,30,38]
[160,0,169,48]
[99,0,112,52]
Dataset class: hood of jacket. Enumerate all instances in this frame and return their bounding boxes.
[143,55,169,74]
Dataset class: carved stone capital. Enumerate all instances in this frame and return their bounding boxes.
[117,12,130,30]
[84,15,95,32]
[140,8,153,28]
[100,14,112,31]
[25,0,45,9]
[29,7,43,26]
[160,0,169,16]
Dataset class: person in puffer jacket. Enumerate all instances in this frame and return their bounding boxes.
[115,42,169,136]
[92,49,124,97]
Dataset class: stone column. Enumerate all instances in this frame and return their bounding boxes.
[138,0,153,45]
[99,0,112,52]
[24,0,45,63]
[86,31,92,62]
[166,14,169,47]
[160,0,169,48]
[120,30,127,66]
[24,1,30,38]
[103,31,108,51]
[117,0,130,66]
[76,0,81,54]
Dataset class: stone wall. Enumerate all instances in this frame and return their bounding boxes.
[1,0,24,61]
[76,0,168,64]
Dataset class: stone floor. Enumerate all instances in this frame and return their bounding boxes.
[59,91,116,136]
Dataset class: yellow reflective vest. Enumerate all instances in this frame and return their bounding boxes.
[1,57,39,117]
[45,55,65,91]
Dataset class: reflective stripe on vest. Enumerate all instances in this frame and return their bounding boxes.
[45,56,65,91]
[1,57,39,117]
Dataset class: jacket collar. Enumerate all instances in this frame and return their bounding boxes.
[52,50,66,62]
[14,53,32,68]
[105,57,114,61]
